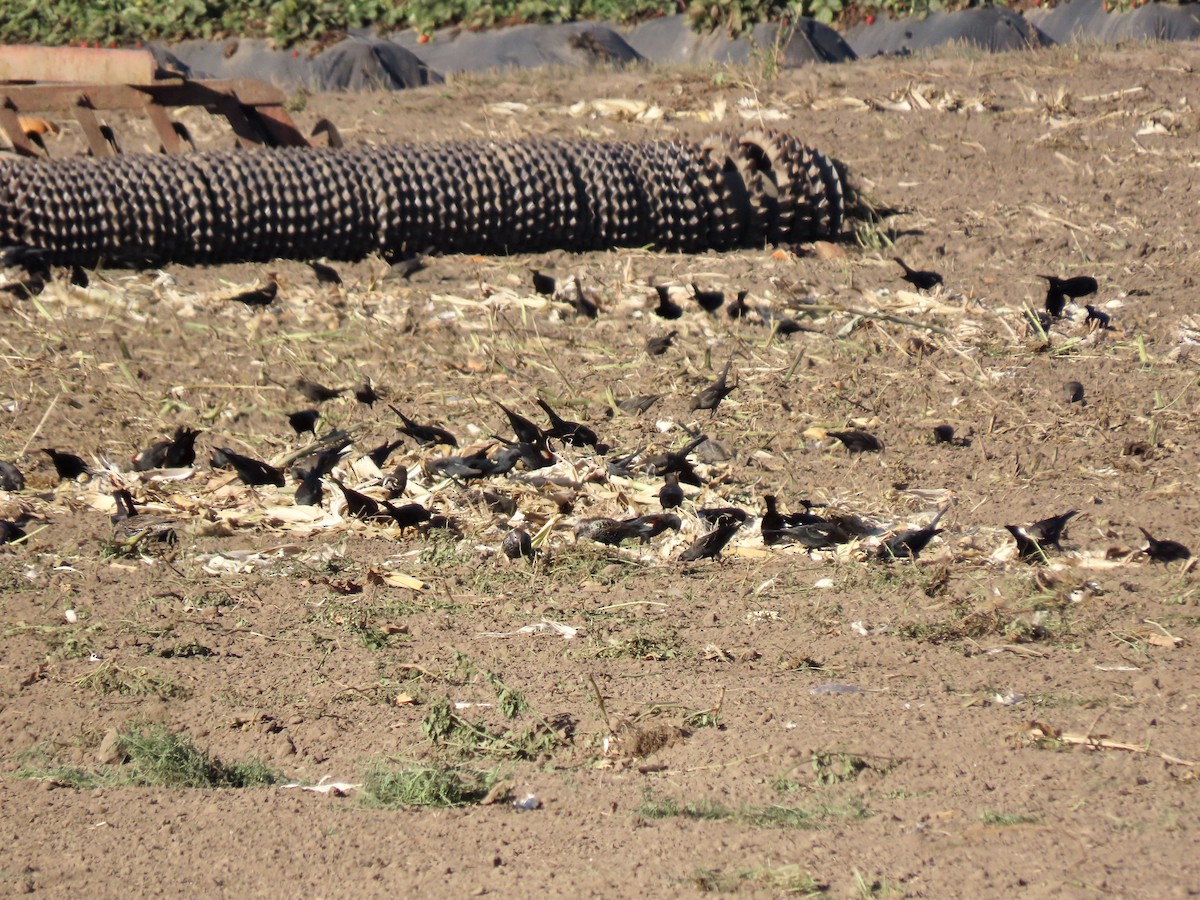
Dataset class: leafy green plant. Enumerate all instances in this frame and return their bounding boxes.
[360,762,505,808]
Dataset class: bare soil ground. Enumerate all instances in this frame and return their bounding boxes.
[3,41,1200,898]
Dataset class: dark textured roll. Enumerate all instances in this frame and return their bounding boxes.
[0,130,845,266]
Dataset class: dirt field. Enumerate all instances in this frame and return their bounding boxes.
[3,40,1200,898]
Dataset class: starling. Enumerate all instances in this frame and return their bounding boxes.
[659,473,684,510]
[230,281,278,307]
[536,398,599,449]
[623,514,682,543]
[1063,381,1085,404]
[390,406,457,447]
[288,409,320,437]
[215,447,286,488]
[876,506,950,561]
[381,500,432,531]
[530,268,557,296]
[690,359,737,414]
[829,429,883,453]
[893,258,943,292]
[331,476,385,522]
[425,453,491,481]
[1085,305,1111,330]
[652,285,683,320]
[309,260,342,285]
[0,459,24,491]
[110,489,176,546]
[616,394,662,416]
[724,289,744,321]
[645,331,677,357]
[691,282,724,313]
[1139,527,1191,563]
[70,264,89,288]
[497,403,546,448]
[680,521,742,562]
[41,448,89,481]
[355,380,380,407]
[295,378,345,404]
[502,528,534,559]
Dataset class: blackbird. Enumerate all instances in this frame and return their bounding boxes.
[1040,275,1097,318]
[659,473,684,510]
[575,514,681,546]
[354,380,380,407]
[0,277,45,299]
[680,520,742,562]
[1085,305,1111,329]
[367,437,405,469]
[230,281,277,307]
[0,246,52,279]
[698,506,749,529]
[1063,381,1085,404]
[645,331,677,356]
[691,359,736,414]
[623,513,682,543]
[932,425,956,445]
[616,394,662,416]
[497,403,546,448]
[894,258,943,292]
[42,448,89,481]
[215,447,285,488]
[309,260,342,286]
[652,285,683,320]
[876,506,949,561]
[70,264,89,288]
[390,406,457,447]
[691,282,724,313]
[288,409,320,437]
[569,275,599,319]
[728,289,750,319]
[0,459,25,491]
[382,464,408,499]
[425,453,493,481]
[0,518,27,544]
[332,476,386,521]
[829,429,883,453]
[1026,510,1077,548]
[1139,527,1191,563]
[761,495,837,547]
[530,268,557,296]
[502,528,534,559]
[110,489,176,545]
[645,435,707,485]
[294,468,324,507]
[536,398,599,449]
[1005,525,1047,563]
[134,426,201,470]
[385,254,428,281]
[295,378,345,404]
[380,500,432,531]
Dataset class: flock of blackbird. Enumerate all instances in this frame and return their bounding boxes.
[0,250,1191,569]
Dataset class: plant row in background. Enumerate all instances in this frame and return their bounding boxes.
[0,0,1136,49]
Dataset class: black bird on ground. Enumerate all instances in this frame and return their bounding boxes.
[354,380,380,407]
[382,464,407,499]
[70,264,89,288]
[230,281,278,307]
[616,394,662,416]
[1,276,45,299]
[385,250,430,281]
[215,447,286,488]
[1005,525,1048,563]
[295,378,345,404]
[645,435,707,486]
[1139,527,1191,563]
[0,518,27,544]
[829,429,884,453]
[691,359,736,414]
[659,473,683,510]
[503,528,534,559]
[1085,305,1111,329]
[652,285,683,320]
[0,459,25,491]
[876,506,950,561]
[691,283,724,313]
[288,409,320,437]
[568,275,599,319]
[645,331,677,356]
[728,290,751,319]
[390,406,457,447]
[497,403,546,448]
[536,398,599,449]
[331,477,387,522]
[575,514,681,546]
[530,268,557,296]
[294,468,324,507]
[933,425,957,445]
[42,448,90,481]
[894,258,943,292]
[1026,510,1077,549]
[110,489,176,545]
[367,437,405,469]
[134,426,201,471]
[698,506,749,529]
[425,452,493,481]
[0,246,52,280]
[381,500,432,532]
[309,260,342,286]
[680,520,743,562]
[1040,274,1097,318]
[761,495,829,546]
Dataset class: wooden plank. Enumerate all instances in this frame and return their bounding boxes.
[0,99,42,157]
[0,46,158,85]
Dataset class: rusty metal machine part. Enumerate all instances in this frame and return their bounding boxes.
[0,128,844,265]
